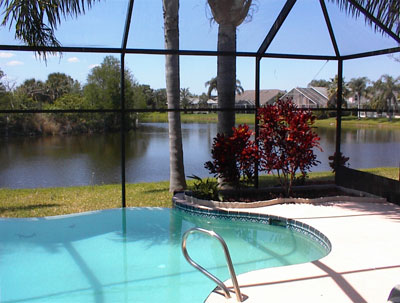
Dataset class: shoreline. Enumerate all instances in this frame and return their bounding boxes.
[1,115,400,138]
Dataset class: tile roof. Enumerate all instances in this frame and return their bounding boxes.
[235,89,286,106]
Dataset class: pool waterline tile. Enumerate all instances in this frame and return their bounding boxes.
[173,195,332,254]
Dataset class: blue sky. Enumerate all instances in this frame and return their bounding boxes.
[1,0,399,95]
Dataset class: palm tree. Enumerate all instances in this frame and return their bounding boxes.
[207,0,252,136]
[1,0,98,59]
[180,87,192,108]
[327,75,350,108]
[205,76,245,99]
[163,0,186,192]
[348,77,369,119]
[205,77,218,99]
[371,75,400,119]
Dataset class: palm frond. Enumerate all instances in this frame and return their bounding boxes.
[0,0,99,59]
[330,0,400,36]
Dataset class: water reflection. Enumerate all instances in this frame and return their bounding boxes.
[0,123,399,189]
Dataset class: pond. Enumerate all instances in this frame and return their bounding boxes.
[0,122,399,189]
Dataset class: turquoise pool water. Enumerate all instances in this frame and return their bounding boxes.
[0,208,329,302]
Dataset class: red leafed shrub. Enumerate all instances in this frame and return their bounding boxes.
[258,99,322,196]
[205,124,259,187]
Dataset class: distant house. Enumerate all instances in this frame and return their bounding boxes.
[235,89,286,108]
[187,97,200,108]
[207,99,218,109]
[347,95,369,108]
[281,87,328,108]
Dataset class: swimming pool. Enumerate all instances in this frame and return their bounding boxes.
[0,208,330,302]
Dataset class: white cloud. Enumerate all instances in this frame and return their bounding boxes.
[89,64,100,69]
[0,52,15,59]
[68,57,80,63]
[6,60,23,66]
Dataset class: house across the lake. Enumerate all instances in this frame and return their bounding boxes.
[235,89,286,109]
[281,87,329,108]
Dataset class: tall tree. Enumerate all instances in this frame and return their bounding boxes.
[207,0,252,136]
[1,0,99,59]
[205,76,218,98]
[84,56,137,129]
[180,87,192,108]
[347,77,369,118]
[205,76,244,99]
[370,75,400,117]
[153,89,168,109]
[0,69,5,94]
[308,79,331,88]
[14,79,48,109]
[163,0,186,192]
[327,75,350,108]
[45,73,81,103]
[0,69,14,110]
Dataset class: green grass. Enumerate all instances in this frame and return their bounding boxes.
[141,113,400,128]
[0,167,398,218]
[141,113,255,124]
[0,182,173,218]
[315,116,400,128]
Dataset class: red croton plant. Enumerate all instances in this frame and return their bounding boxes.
[205,124,259,187]
[205,99,322,197]
[258,98,322,196]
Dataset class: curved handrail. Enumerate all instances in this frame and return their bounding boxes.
[181,227,243,302]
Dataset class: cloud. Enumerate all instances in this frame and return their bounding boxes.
[6,60,23,66]
[67,57,80,63]
[89,64,100,69]
[0,52,15,59]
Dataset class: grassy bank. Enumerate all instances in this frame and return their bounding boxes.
[0,168,398,218]
[141,113,400,128]
[315,116,400,128]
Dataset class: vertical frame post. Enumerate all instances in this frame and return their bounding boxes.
[254,57,261,188]
[120,53,127,208]
[120,0,134,208]
[335,59,343,183]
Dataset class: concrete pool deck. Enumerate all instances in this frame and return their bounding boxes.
[206,201,400,303]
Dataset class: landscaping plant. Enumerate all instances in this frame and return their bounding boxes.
[205,100,322,197]
[205,124,259,187]
[258,99,322,196]
[328,152,350,172]
[187,175,221,201]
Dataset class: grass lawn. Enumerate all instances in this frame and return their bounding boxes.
[0,167,398,218]
[141,113,400,128]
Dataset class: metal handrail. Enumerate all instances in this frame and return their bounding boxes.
[181,227,243,302]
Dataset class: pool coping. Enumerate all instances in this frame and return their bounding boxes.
[173,193,400,303]
[173,192,332,253]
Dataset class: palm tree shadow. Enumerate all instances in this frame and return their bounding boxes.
[333,202,400,222]
[0,204,59,214]
[142,188,170,194]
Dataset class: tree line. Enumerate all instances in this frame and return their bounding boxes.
[309,74,400,114]
[0,56,172,136]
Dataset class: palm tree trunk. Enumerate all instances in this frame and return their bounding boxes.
[217,24,236,137]
[163,0,186,192]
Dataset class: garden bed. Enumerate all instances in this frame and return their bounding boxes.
[183,184,386,209]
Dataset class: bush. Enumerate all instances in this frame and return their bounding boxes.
[257,99,321,196]
[205,99,321,197]
[205,124,259,187]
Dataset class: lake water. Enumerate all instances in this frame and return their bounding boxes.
[0,122,399,189]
